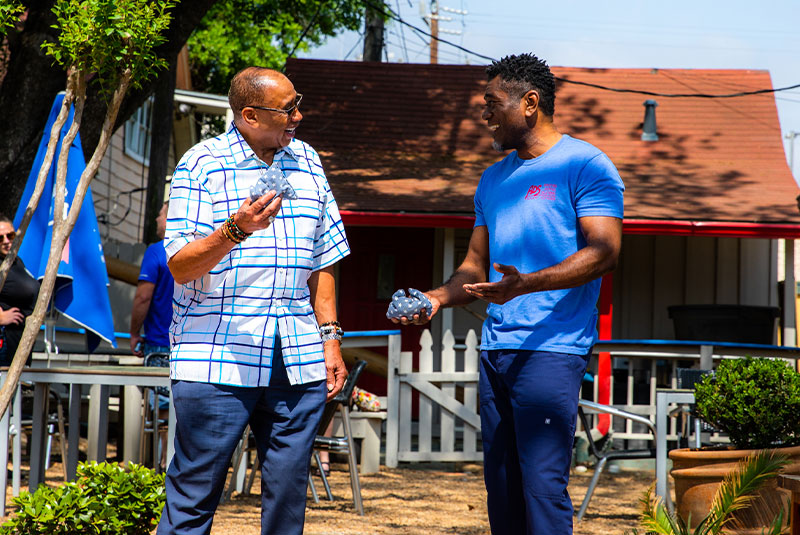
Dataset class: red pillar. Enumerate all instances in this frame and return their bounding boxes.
[596,273,614,435]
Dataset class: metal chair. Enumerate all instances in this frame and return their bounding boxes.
[139,352,170,472]
[575,399,657,521]
[309,359,368,515]
[675,368,715,448]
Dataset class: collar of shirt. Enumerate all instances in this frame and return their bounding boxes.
[226,122,299,168]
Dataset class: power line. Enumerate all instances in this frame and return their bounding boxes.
[364,0,800,100]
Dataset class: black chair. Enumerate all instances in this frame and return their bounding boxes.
[309,359,368,515]
[575,399,657,521]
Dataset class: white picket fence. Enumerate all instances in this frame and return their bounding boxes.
[385,329,482,466]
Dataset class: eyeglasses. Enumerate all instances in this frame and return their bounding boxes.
[244,93,303,116]
[0,232,15,242]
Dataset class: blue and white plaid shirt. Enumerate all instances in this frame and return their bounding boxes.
[165,123,350,387]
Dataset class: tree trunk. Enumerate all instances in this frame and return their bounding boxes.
[142,59,177,244]
[0,1,65,216]
[0,0,217,217]
[363,3,384,62]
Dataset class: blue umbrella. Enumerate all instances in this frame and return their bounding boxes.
[13,93,117,352]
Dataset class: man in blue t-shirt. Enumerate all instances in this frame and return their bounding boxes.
[393,53,624,534]
[130,201,174,358]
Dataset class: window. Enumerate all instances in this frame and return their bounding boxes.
[124,98,153,164]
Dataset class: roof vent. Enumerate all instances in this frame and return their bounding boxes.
[642,99,658,141]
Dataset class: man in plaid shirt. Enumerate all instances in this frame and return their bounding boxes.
[157,67,350,535]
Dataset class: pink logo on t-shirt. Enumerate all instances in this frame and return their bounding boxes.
[525,184,556,200]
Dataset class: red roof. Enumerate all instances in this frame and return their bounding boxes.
[285,58,799,227]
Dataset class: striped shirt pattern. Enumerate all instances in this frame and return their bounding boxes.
[165,123,350,387]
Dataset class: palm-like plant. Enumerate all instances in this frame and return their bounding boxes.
[628,450,789,535]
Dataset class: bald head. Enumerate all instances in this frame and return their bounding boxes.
[228,67,289,120]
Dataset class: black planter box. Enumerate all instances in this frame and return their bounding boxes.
[667,304,780,345]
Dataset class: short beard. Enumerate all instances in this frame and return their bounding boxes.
[491,140,504,152]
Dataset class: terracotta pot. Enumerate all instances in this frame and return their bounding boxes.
[669,444,800,534]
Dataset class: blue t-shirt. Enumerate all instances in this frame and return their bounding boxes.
[474,135,624,355]
[138,241,174,347]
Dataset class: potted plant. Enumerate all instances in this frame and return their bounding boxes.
[631,450,789,535]
[668,357,800,533]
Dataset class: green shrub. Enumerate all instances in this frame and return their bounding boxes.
[0,461,165,535]
[695,357,800,449]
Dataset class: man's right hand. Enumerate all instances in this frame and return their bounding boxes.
[390,293,441,326]
[130,334,144,356]
[234,190,282,234]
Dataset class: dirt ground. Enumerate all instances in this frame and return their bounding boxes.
[213,462,651,535]
[3,459,653,534]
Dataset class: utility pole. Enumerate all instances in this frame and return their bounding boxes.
[363,2,385,62]
[422,2,465,64]
[429,1,438,64]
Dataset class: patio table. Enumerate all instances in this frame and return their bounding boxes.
[0,366,173,515]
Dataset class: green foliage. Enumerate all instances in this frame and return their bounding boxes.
[41,0,176,97]
[0,461,165,535]
[627,450,789,535]
[188,0,368,94]
[0,1,24,35]
[695,357,800,449]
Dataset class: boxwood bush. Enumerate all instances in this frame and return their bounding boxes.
[695,356,800,449]
[0,461,165,535]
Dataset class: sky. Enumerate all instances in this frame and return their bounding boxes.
[299,0,800,183]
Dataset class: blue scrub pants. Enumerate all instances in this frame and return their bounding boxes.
[480,349,589,535]
[157,347,326,535]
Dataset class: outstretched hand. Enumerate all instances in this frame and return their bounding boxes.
[463,263,525,305]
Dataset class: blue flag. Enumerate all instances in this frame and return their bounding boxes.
[14,93,117,352]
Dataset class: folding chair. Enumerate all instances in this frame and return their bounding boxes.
[575,399,657,521]
[309,359,368,515]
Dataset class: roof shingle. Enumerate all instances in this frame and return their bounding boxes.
[285,58,799,224]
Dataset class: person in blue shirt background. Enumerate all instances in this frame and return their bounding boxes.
[130,200,173,358]
[392,53,624,534]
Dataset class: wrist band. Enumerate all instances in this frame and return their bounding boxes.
[321,330,343,343]
[320,321,343,343]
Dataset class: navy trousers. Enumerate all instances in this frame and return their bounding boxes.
[157,348,326,535]
[479,349,589,535]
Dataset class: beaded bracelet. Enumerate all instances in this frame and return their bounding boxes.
[221,215,251,244]
[220,222,243,244]
[320,321,341,329]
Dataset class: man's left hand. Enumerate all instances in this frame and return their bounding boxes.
[463,263,525,305]
[323,340,347,401]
